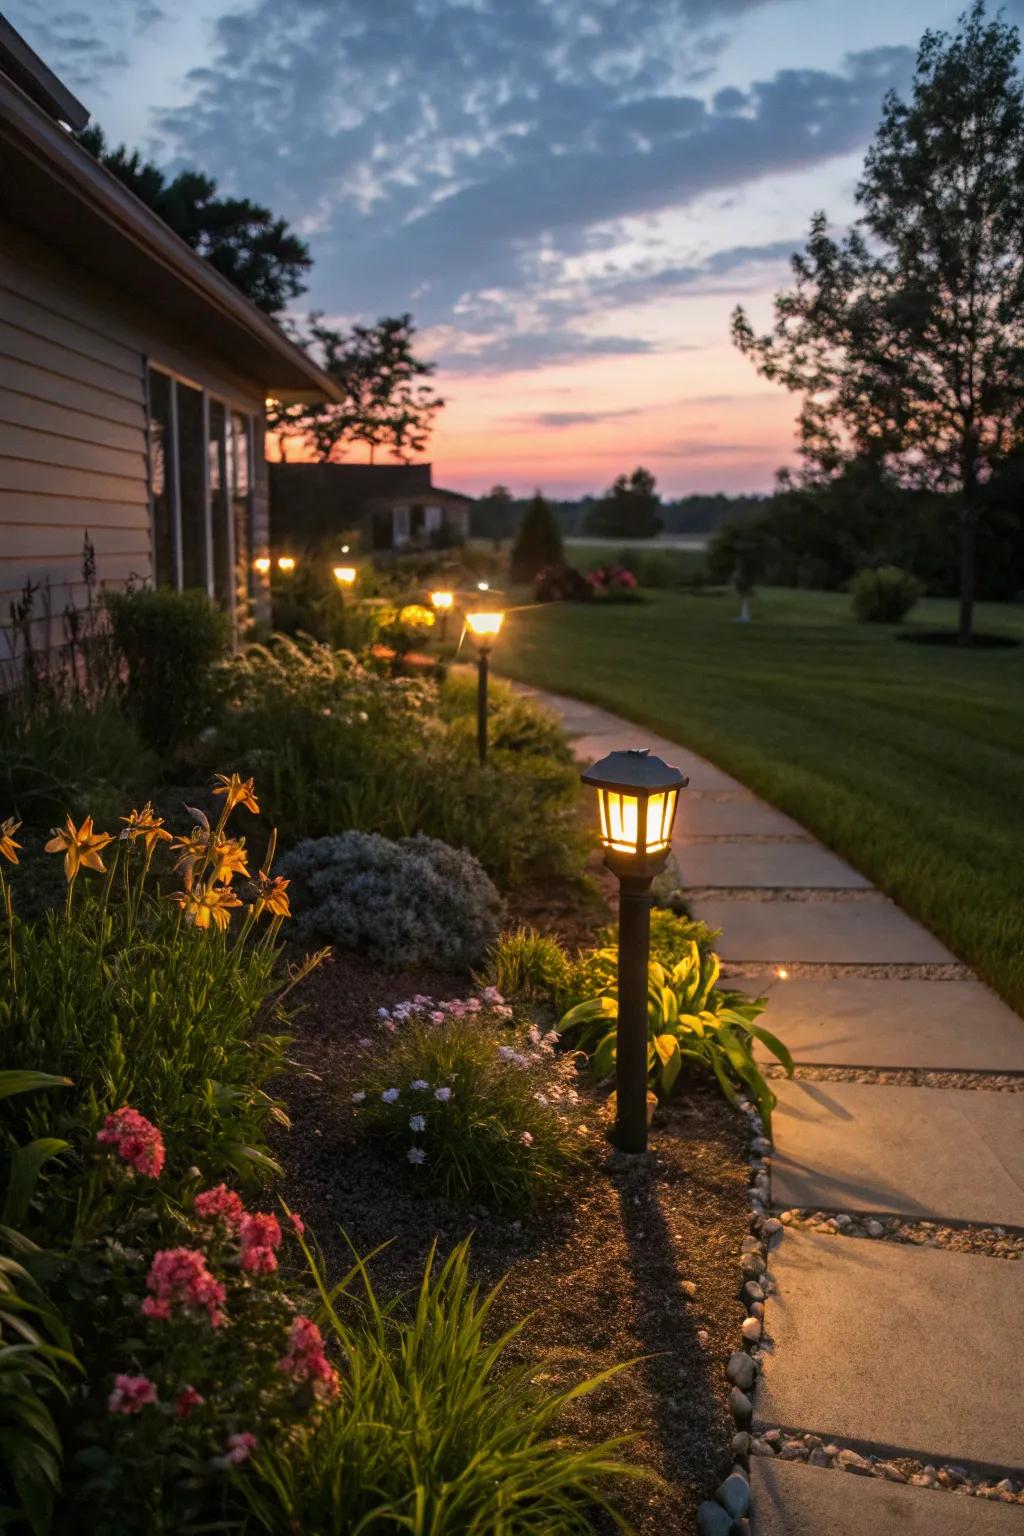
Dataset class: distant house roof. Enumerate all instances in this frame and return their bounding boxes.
[0,18,343,404]
[270,461,473,545]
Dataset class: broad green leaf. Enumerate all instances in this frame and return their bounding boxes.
[0,1073,71,1102]
[3,1140,70,1228]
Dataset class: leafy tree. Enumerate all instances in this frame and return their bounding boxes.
[733,2,1024,643]
[77,126,311,316]
[471,485,518,542]
[268,313,444,463]
[584,468,662,538]
[509,492,564,582]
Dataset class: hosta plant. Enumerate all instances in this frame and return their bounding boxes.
[559,940,792,1129]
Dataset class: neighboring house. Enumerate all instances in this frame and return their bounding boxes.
[0,17,341,663]
[269,462,473,555]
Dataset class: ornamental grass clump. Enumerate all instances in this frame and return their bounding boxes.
[242,1237,645,1535]
[280,830,502,970]
[0,774,321,1216]
[352,991,591,1210]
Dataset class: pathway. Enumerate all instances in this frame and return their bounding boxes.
[519,684,1024,1533]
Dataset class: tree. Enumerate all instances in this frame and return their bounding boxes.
[732,2,1024,643]
[584,468,662,538]
[509,492,564,582]
[267,313,444,463]
[77,126,311,316]
[471,485,518,543]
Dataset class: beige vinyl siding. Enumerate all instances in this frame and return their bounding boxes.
[0,219,269,662]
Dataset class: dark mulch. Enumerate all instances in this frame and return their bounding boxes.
[270,890,751,1535]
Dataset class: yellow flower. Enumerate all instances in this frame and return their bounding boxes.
[171,829,209,890]
[253,872,290,919]
[44,816,112,880]
[212,774,260,816]
[0,816,22,865]
[399,603,436,628]
[172,882,242,932]
[209,835,249,886]
[121,802,173,857]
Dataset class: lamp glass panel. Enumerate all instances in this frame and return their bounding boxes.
[645,792,667,851]
[604,790,640,853]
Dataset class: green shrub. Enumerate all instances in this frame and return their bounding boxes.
[104,587,229,752]
[482,926,574,1006]
[0,697,156,830]
[280,831,502,970]
[848,565,923,623]
[440,673,573,762]
[352,995,589,1209]
[509,492,564,583]
[560,940,791,1128]
[243,1238,642,1534]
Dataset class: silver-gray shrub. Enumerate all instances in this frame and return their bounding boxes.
[279,831,502,970]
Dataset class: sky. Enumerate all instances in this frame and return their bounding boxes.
[6,0,1007,496]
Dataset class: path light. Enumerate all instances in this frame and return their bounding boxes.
[277,555,296,574]
[582,748,689,1154]
[431,589,454,642]
[254,555,271,575]
[333,565,357,587]
[477,580,490,591]
[465,609,504,764]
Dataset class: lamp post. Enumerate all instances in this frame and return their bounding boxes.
[465,609,504,764]
[581,749,689,1154]
[431,589,454,643]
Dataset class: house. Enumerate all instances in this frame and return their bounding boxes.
[269,462,473,555]
[0,16,341,661]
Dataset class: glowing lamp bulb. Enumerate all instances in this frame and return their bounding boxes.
[277,555,296,573]
[776,967,789,981]
[466,610,504,641]
[477,580,490,591]
[431,590,454,611]
[581,748,688,873]
[333,565,357,586]
[254,556,271,575]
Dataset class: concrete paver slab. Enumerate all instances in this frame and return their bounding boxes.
[750,1458,1024,1535]
[676,838,870,890]
[755,1231,1024,1469]
[770,1080,1024,1224]
[677,796,810,839]
[693,896,957,964]
[749,976,1024,1070]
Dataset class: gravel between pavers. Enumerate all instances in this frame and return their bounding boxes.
[773,1207,1024,1259]
[763,1063,1024,1092]
[747,1431,1024,1505]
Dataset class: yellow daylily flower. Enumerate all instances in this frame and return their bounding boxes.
[171,829,209,890]
[253,872,290,920]
[121,802,173,857]
[172,882,242,932]
[45,816,112,880]
[212,774,260,816]
[0,816,22,865]
[209,835,249,886]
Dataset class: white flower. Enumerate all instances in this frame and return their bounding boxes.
[377,1008,391,1019]
[434,1087,452,1103]
[497,1045,515,1061]
[381,1088,400,1104]
[519,1131,534,1147]
[407,1146,426,1164]
[534,1092,549,1107]
[494,1005,513,1020]
[352,1090,366,1104]
[409,1113,426,1132]
[410,1079,429,1091]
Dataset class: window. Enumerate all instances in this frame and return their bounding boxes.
[147,365,257,629]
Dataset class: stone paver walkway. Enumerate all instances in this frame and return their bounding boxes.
[523,685,1024,1530]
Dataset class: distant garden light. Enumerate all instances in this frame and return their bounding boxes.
[277,555,296,573]
[431,588,455,642]
[254,555,271,575]
[333,565,358,586]
[581,748,689,1154]
[477,580,490,591]
[466,609,505,764]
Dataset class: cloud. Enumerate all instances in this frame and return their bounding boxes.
[505,407,648,430]
[5,0,164,88]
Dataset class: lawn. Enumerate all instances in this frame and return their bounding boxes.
[495,587,1024,1013]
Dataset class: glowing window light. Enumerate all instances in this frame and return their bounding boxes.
[277,555,296,573]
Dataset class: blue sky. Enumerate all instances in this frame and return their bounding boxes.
[8,0,1009,494]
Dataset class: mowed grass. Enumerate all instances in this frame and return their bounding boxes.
[496,587,1024,1014]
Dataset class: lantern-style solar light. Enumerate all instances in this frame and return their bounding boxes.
[431,589,454,643]
[277,555,296,574]
[465,609,504,764]
[333,564,357,587]
[582,748,689,1154]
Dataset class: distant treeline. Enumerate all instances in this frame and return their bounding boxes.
[471,485,765,542]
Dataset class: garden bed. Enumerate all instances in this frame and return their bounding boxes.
[272,938,752,1533]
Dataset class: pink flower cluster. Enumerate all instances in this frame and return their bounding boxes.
[142,1247,227,1327]
[194,1183,244,1229]
[376,988,513,1030]
[107,1373,157,1415]
[239,1211,282,1274]
[223,1431,257,1466]
[175,1384,205,1419]
[96,1107,165,1178]
[587,564,638,591]
[278,1316,340,1401]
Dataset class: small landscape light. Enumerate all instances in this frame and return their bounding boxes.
[341,543,350,553]
[333,565,358,586]
[277,555,296,573]
[254,555,271,575]
[775,966,789,981]
[581,748,689,1154]
[465,609,505,763]
[477,580,490,591]
[431,588,454,642]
